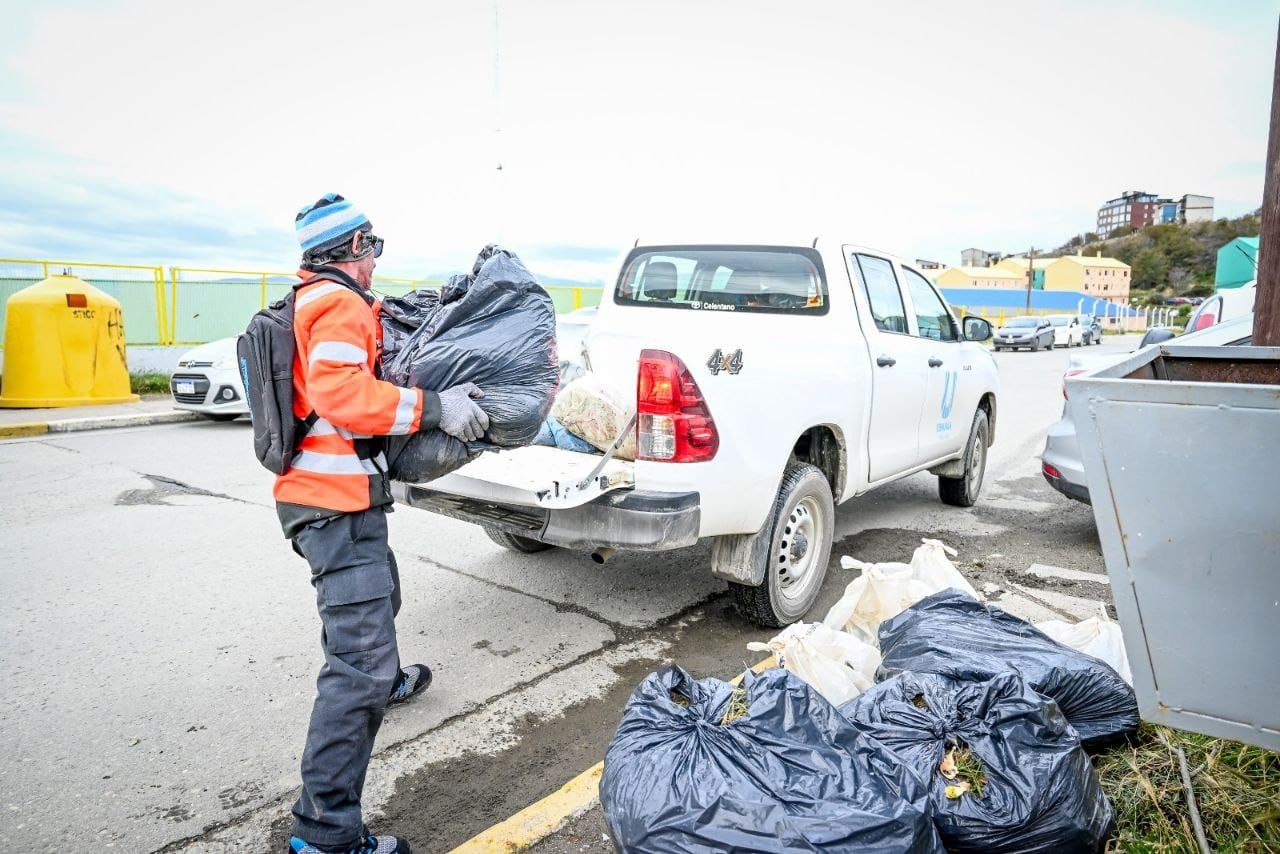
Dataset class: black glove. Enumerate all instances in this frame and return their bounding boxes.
[437,383,489,442]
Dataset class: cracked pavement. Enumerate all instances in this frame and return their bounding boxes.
[0,337,1137,852]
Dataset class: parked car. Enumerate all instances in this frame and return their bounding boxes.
[1140,283,1257,347]
[1081,315,1102,345]
[394,240,1000,626]
[1044,314,1085,348]
[1042,313,1256,505]
[993,316,1054,351]
[170,337,249,421]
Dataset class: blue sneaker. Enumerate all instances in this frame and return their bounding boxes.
[387,663,432,706]
[288,834,411,854]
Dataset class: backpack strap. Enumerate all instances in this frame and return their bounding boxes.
[294,266,375,306]
[290,268,373,442]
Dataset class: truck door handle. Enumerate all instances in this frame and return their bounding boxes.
[928,358,944,368]
[876,356,896,368]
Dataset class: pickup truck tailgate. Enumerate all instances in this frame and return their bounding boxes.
[407,445,634,510]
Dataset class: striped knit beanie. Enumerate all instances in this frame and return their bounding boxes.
[295,193,371,260]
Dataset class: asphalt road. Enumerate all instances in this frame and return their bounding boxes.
[0,335,1138,852]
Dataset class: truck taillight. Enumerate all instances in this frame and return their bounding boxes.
[637,349,719,463]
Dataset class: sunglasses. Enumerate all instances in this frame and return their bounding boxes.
[356,232,384,259]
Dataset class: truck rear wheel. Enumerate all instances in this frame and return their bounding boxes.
[483,527,554,554]
[731,461,834,628]
[938,408,989,507]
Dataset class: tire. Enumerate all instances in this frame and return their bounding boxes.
[1032,339,1042,352]
[731,461,835,628]
[201,413,241,422]
[483,526,554,554]
[938,408,990,508]
[994,346,1003,352]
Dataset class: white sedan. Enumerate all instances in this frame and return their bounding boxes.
[170,337,249,421]
[1044,314,1085,348]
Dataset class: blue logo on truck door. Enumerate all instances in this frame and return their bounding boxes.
[940,370,957,419]
[937,370,958,434]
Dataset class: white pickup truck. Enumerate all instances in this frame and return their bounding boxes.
[393,239,1000,626]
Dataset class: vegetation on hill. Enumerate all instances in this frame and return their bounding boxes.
[1045,211,1260,307]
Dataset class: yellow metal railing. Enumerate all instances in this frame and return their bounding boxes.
[0,257,169,345]
[2,256,604,347]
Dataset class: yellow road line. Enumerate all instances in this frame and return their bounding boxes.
[450,655,778,853]
[0,422,50,439]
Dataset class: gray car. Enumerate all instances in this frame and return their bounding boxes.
[1041,313,1256,504]
[993,316,1055,351]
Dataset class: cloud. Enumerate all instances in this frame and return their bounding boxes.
[0,0,1270,275]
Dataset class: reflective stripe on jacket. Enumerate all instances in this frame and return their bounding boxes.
[274,267,431,521]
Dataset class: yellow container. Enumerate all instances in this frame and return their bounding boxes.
[0,274,140,407]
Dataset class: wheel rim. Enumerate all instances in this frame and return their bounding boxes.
[967,425,987,498]
[775,496,824,605]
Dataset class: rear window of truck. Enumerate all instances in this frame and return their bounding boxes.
[615,246,828,315]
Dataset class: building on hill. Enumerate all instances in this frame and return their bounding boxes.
[1044,252,1131,304]
[1215,236,1259,289]
[1096,190,1214,236]
[932,265,1027,290]
[995,256,1052,290]
[1180,194,1215,225]
[916,258,944,270]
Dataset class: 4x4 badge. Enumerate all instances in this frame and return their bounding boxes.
[707,349,744,376]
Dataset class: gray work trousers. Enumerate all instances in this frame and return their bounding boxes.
[289,507,401,846]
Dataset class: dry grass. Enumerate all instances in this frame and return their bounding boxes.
[720,686,749,726]
[1096,724,1280,852]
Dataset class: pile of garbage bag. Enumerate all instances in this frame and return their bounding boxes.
[823,538,981,644]
[380,245,559,482]
[599,666,943,853]
[600,541,1136,852]
[746,621,880,707]
[843,671,1115,853]
[877,590,1140,746]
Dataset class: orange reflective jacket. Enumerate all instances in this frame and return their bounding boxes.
[274,268,439,533]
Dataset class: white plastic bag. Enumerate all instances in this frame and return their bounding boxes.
[550,373,636,460]
[822,559,934,645]
[1037,605,1132,686]
[910,538,981,601]
[747,622,882,706]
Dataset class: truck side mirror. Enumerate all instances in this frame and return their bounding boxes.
[962,316,992,342]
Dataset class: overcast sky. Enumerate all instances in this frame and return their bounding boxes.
[0,0,1273,283]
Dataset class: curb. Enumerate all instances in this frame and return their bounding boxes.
[0,410,203,439]
[449,655,778,853]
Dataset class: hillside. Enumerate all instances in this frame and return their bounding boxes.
[1042,211,1260,303]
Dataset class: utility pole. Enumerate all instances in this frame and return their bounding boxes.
[1025,247,1035,315]
[1255,17,1280,345]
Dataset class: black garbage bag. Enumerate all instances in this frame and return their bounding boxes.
[599,665,943,854]
[379,288,440,367]
[380,245,558,482]
[842,671,1114,853]
[876,590,1139,747]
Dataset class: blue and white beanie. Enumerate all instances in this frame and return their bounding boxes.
[295,193,371,260]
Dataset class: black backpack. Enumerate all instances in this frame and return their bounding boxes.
[237,270,372,474]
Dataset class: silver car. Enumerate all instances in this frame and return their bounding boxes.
[1042,313,1257,504]
[993,316,1055,351]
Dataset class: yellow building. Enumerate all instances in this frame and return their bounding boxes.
[995,257,1053,289]
[931,265,1028,290]
[1044,253,1131,303]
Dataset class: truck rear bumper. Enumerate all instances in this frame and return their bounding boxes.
[392,482,701,552]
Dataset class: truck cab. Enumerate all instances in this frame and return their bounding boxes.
[393,238,999,626]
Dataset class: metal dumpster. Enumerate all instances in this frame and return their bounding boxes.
[1068,344,1280,750]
